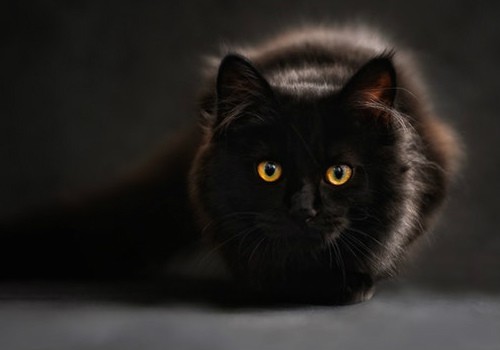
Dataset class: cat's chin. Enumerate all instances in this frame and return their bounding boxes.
[292,221,346,248]
[268,226,344,254]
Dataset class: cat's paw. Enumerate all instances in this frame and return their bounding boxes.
[341,284,375,304]
[251,271,376,306]
[337,273,375,305]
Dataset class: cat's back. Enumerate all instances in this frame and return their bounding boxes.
[217,26,403,93]
[243,26,392,65]
[201,26,424,104]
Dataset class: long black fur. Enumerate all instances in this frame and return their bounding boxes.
[0,26,460,304]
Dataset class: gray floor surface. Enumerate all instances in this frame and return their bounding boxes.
[0,287,498,350]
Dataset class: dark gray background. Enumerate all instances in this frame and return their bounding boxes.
[2,0,499,295]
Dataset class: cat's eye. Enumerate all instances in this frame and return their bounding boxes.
[257,161,282,182]
[326,164,353,186]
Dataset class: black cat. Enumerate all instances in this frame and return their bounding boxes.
[0,26,461,304]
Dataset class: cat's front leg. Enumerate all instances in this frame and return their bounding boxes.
[257,270,375,305]
[294,270,376,305]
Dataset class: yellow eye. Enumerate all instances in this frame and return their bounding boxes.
[326,165,353,186]
[257,161,282,182]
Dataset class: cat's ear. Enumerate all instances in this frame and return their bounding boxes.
[215,54,274,128]
[340,56,397,118]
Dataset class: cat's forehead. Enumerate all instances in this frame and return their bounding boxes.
[273,92,355,135]
[250,105,363,159]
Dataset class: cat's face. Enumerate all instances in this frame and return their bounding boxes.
[192,54,404,279]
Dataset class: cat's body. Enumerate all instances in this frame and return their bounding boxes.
[0,26,460,304]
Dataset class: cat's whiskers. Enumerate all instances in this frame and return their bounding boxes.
[331,239,346,286]
[323,235,343,280]
[344,231,380,257]
[237,226,262,256]
[349,208,384,225]
[326,239,333,269]
[338,235,358,263]
[341,233,381,269]
[247,236,267,267]
[347,227,385,248]
[338,235,371,272]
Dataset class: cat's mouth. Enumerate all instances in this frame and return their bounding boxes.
[256,215,349,251]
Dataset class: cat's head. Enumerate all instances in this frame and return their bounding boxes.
[191,53,410,281]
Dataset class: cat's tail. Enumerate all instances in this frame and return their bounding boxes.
[0,181,198,281]
[0,196,164,280]
[0,207,104,280]
[0,129,202,281]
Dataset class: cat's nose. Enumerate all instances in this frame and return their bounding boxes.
[290,206,318,223]
[289,181,318,223]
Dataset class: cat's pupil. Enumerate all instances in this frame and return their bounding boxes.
[334,166,344,179]
[265,163,277,176]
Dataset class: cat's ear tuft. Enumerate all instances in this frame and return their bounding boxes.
[341,56,397,118]
[215,54,274,126]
